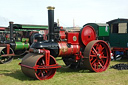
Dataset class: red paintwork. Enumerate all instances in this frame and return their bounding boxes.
[112,47,128,52]
[81,25,96,46]
[1,54,15,57]
[0,27,5,30]
[60,30,66,39]
[6,44,10,54]
[58,41,80,56]
[111,47,128,57]
[67,32,79,45]
[45,50,50,66]
[19,63,61,70]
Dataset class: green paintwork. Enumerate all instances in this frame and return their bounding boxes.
[13,24,48,29]
[99,26,109,36]
[109,33,128,48]
[15,42,29,50]
[14,29,40,31]
[22,38,29,42]
[22,25,48,29]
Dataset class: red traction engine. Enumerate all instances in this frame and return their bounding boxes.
[20,6,111,80]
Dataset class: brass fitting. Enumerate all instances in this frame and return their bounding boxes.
[47,6,55,10]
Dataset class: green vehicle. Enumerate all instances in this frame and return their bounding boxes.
[107,18,128,60]
[0,22,48,64]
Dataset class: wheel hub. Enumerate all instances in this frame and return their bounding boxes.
[97,54,102,60]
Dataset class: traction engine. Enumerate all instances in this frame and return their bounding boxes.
[20,6,111,80]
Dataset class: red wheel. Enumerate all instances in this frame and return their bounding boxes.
[83,40,111,72]
[21,53,56,80]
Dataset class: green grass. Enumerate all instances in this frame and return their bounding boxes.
[0,57,128,85]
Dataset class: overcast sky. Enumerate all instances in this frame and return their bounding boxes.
[0,0,128,27]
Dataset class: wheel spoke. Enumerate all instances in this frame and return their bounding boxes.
[91,59,97,65]
[41,72,44,77]
[100,59,105,66]
[92,47,98,54]
[91,51,96,55]
[37,70,42,76]
[100,52,104,55]
[41,59,45,65]
[101,56,107,58]
[98,62,104,68]
[100,47,104,52]
[96,62,99,69]
[96,43,100,51]
[90,58,93,61]
[90,54,97,57]
[93,63,96,69]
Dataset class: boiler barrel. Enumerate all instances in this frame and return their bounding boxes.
[15,42,29,50]
[58,42,80,56]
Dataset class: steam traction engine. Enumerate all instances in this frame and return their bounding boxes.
[20,6,111,80]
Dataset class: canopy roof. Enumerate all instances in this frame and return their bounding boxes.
[107,18,128,24]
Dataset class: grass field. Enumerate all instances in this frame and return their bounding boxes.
[0,57,128,85]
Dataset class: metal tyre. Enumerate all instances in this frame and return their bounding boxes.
[83,40,111,72]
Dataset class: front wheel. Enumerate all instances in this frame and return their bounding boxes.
[21,53,57,80]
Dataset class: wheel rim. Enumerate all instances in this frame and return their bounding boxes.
[84,40,111,72]
[0,48,13,64]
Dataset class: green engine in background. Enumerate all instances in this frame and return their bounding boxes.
[84,23,109,41]
[15,42,29,50]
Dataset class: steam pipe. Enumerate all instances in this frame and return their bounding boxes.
[9,21,14,43]
[47,6,55,42]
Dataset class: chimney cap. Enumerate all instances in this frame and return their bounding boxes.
[47,6,55,10]
[9,21,14,24]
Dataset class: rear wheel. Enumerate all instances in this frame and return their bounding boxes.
[83,40,111,72]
